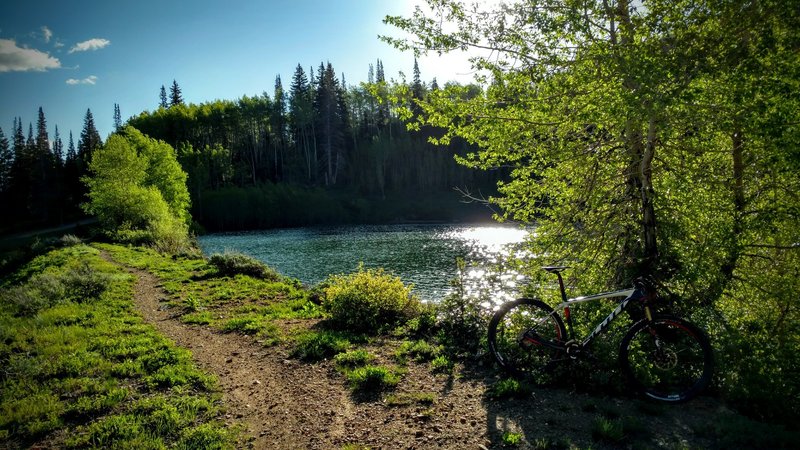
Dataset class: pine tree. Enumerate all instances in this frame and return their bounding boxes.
[411,58,424,117]
[314,62,344,185]
[0,127,12,193]
[113,103,122,130]
[78,109,102,168]
[375,59,389,128]
[26,123,35,153]
[270,75,288,180]
[66,131,76,162]
[170,80,183,106]
[290,64,316,182]
[64,130,79,206]
[159,85,168,108]
[53,125,63,166]
[35,107,50,157]
[12,117,25,158]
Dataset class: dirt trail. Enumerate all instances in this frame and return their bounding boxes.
[109,254,743,450]
[122,262,354,449]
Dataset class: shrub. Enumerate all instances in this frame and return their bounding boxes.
[323,265,420,334]
[2,272,66,316]
[438,259,497,354]
[208,252,279,281]
[62,261,112,301]
[60,234,83,246]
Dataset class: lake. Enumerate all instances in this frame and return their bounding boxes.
[197,224,529,302]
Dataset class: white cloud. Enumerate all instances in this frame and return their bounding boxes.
[0,38,61,72]
[69,38,110,53]
[41,26,52,43]
[66,75,98,85]
[54,40,64,48]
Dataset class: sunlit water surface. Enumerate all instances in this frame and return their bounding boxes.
[197,224,529,302]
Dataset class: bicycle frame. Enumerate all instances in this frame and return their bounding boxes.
[547,267,643,349]
[554,288,637,347]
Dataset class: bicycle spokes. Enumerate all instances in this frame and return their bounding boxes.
[621,318,713,402]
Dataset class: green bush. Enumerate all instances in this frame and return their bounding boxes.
[60,234,83,246]
[323,265,420,334]
[434,258,491,354]
[62,261,113,301]
[208,252,279,281]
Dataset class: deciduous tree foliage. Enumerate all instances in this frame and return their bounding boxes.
[385,0,799,422]
[83,126,190,252]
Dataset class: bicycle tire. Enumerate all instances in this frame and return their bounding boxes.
[488,298,567,377]
[619,315,713,402]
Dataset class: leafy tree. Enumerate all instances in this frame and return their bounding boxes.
[84,126,190,251]
[385,0,800,422]
[170,80,183,107]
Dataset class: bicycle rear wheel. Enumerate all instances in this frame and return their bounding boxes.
[619,315,713,402]
[488,298,567,377]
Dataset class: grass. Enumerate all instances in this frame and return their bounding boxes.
[488,378,533,400]
[0,244,233,448]
[334,349,376,370]
[394,339,443,364]
[346,365,401,393]
[591,416,625,443]
[383,392,437,407]
[502,431,524,446]
[291,330,354,361]
[96,243,317,345]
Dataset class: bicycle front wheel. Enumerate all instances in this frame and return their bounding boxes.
[488,298,567,377]
[619,315,713,402]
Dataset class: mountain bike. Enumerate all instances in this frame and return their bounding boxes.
[488,266,713,402]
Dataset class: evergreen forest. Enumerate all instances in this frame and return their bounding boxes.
[0,60,501,235]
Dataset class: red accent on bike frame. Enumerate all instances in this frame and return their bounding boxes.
[649,320,698,339]
[564,306,571,320]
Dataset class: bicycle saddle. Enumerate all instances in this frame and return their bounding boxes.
[542,266,570,273]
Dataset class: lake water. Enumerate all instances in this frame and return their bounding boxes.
[197,224,529,302]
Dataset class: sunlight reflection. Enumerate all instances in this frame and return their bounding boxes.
[454,226,528,249]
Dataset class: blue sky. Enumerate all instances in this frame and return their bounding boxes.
[0,0,476,145]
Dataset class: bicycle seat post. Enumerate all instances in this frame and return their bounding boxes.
[542,266,570,303]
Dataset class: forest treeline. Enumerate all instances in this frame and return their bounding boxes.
[0,60,501,234]
[0,108,102,234]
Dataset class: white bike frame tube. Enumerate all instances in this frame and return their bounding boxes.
[553,288,635,310]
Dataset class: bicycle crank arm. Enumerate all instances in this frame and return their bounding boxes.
[520,329,565,351]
